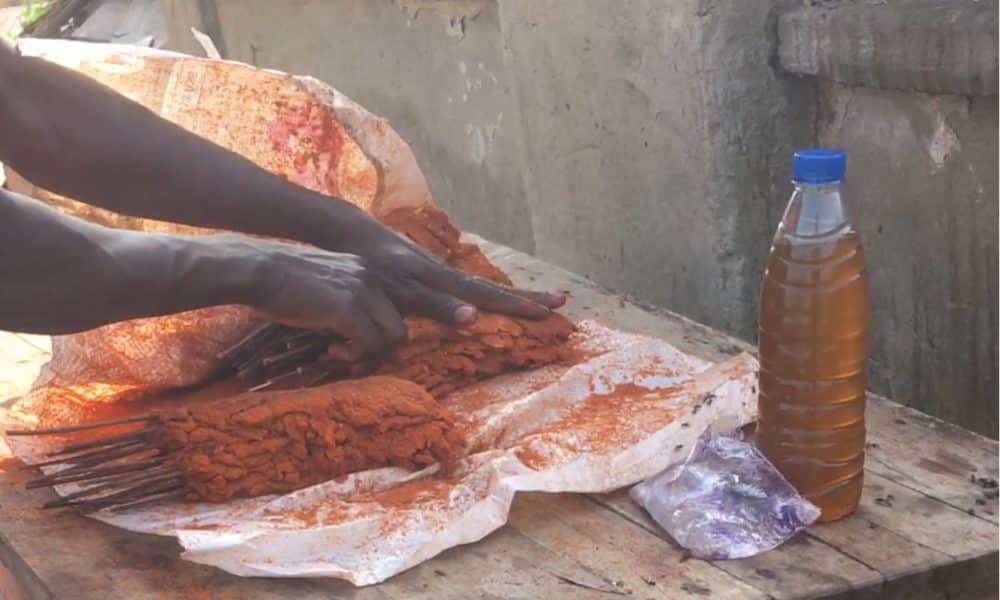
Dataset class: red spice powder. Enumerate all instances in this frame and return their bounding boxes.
[380,205,512,286]
[162,376,466,502]
[269,98,341,195]
[514,376,686,470]
[374,312,576,399]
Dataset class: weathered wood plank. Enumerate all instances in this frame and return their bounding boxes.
[508,492,766,599]
[806,475,950,579]
[1,446,636,600]
[877,555,1000,600]
[716,537,886,600]
[864,397,998,525]
[595,489,884,600]
[848,472,997,562]
[379,525,622,600]
[805,471,998,599]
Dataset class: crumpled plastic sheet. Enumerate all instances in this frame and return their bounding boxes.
[3,40,762,585]
[630,431,820,560]
[7,322,759,584]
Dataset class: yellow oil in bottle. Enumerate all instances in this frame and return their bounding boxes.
[757,149,869,523]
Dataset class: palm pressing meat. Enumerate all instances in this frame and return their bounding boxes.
[225,312,576,397]
[219,205,575,394]
[7,377,465,511]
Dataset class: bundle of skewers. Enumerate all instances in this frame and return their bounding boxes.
[6,414,186,513]
[5,369,463,513]
[5,313,574,513]
[3,322,354,513]
[215,322,345,392]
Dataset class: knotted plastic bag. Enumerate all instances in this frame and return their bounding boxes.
[630,431,820,560]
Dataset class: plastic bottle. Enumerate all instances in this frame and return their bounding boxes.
[756,148,869,523]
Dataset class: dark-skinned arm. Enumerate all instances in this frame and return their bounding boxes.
[0,188,404,358]
[0,40,564,326]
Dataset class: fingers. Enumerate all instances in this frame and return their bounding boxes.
[503,288,567,309]
[263,295,396,362]
[424,268,557,320]
[324,286,406,362]
[361,287,407,347]
[329,311,382,362]
[384,277,476,326]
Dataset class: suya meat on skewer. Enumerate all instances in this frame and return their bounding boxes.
[213,204,576,394]
[6,377,465,512]
[222,313,577,396]
[7,313,573,513]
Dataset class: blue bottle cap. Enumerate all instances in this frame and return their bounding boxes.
[792,148,846,184]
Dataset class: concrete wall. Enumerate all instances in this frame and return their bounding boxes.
[816,83,998,433]
[161,0,998,435]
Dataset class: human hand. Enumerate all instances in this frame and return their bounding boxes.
[330,209,566,326]
[239,238,405,361]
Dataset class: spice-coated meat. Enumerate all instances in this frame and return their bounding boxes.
[12,376,466,510]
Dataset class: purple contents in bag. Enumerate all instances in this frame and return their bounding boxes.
[630,431,820,560]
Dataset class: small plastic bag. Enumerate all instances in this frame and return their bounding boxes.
[630,431,820,560]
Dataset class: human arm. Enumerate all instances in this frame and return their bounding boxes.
[0,40,564,325]
[0,189,403,358]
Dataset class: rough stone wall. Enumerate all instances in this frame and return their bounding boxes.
[816,82,998,435]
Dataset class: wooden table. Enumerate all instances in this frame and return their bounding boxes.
[0,239,996,600]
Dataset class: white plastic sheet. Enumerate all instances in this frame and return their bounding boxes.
[7,322,757,584]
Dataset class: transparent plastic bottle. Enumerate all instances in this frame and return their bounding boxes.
[756,148,870,523]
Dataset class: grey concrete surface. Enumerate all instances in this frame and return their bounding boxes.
[779,0,998,96]
[158,0,996,435]
[494,1,815,340]
[72,0,166,47]
[817,81,998,434]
